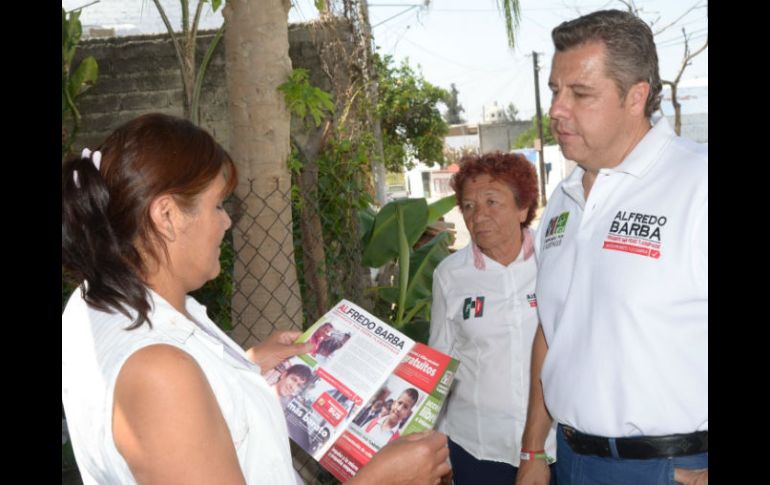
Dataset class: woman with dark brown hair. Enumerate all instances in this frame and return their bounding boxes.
[62,113,450,485]
[429,152,557,484]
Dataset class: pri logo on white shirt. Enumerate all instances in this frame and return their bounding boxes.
[462,296,485,319]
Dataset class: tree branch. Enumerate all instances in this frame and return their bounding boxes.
[673,28,708,85]
[191,0,206,44]
[653,1,704,36]
[151,0,189,98]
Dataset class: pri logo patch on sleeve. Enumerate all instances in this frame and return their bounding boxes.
[544,212,570,249]
[602,210,665,259]
[526,294,537,308]
[462,296,485,319]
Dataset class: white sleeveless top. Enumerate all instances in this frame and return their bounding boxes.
[62,287,301,484]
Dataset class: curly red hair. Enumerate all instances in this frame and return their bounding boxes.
[451,151,539,227]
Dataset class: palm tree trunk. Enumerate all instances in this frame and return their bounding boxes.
[223,0,304,346]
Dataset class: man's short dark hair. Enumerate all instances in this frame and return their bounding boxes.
[552,9,662,117]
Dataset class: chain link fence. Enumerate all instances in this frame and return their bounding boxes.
[225,176,371,484]
[226,177,304,347]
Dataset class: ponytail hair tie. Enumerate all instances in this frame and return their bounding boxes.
[73,148,103,188]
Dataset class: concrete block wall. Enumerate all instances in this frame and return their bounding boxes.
[70,20,353,155]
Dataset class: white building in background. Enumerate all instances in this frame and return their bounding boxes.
[444,123,480,152]
[481,101,506,123]
[405,162,455,201]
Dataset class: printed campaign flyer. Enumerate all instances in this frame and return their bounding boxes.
[264,299,460,482]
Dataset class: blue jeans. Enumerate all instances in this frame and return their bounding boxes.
[448,438,557,485]
[556,424,708,485]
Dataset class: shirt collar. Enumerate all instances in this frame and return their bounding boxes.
[561,164,587,208]
[145,288,200,342]
[610,117,675,178]
[468,227,534,270]
[559,117,676,206]
[147,289,258,372]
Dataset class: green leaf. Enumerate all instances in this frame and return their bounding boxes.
[404,231,451,308]
[427,194,457,225]
[378,287,399,305]
[69,11,82,46]
[362,198,427,268]
[68,57,98,99]
[309,104,322,126]
[62,9,68,52]
[395,204,410,326]
[62,9,82,66]
[295,102,307,119]
[402,299,430,326]
[400,318,431,345]
[497,0,521,49]
[319,91,335,112]
[210,0,223,12]
[358,206,377,242]
[278,68,334,128]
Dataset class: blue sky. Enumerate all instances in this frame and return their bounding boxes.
[63,0,707,123]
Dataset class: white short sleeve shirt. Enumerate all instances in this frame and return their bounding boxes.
[430,234,557,466]
[535,118,708,437]
[62,288,300,484]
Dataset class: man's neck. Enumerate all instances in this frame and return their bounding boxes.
[581,118,652,198]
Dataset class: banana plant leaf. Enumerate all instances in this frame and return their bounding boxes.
[403,231,451,308]
[378,286,399,305]
[358,205,377,242]
[377,231,451,314]
[427,194,457,225]
[400,318,431,345]
[362,198,428,268]
[395,203,410,325]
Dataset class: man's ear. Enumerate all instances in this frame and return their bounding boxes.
[627,81,650,117]
[149,194,178,241]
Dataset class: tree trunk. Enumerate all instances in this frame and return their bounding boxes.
[292,125,331,323]
[670,83,682,136]
[223,0,303,346]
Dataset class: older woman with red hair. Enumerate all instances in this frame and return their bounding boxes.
[429,152,557,484]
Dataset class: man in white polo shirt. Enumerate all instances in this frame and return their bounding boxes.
[516,10,707,485]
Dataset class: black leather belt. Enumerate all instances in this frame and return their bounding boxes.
[561,425,708,459]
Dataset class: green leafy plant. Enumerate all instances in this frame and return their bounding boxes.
[290,135,374,327]
[62,7,98,159]
[375,54,449,172]
[279,68,336,127]
[150,0,225,124]
[360,195,456,342]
